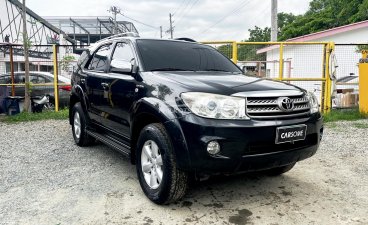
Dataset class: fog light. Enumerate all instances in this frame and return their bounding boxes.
[207,141,220,155]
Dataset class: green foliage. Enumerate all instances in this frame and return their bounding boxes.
[216,0,368,62]
[279,0,368,40]
[356,45,368,52]
[26,82,32,94]
[242,0,368,41]
[60,55,76,71]
[1,109,69,123]
[248,26,271,42]
[353,122,368,128]
[217,44,233,59]
[323,108,368,122]
[234,13,298,61]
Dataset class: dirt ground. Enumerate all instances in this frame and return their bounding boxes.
[0,120,367,225]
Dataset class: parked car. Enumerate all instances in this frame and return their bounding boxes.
[0,71,71,107]
[69,34,323,204]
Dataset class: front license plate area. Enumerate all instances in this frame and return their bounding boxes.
[276,125,307,144]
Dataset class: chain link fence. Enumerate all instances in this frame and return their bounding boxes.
[0,41,345,114]
[333,44,363,108]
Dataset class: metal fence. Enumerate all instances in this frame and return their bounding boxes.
[1,41,358,114]
[333,44,363,108]
[203,41,334,113]
[0,44,76,112]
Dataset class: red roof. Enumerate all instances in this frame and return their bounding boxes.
[257,20,368,53]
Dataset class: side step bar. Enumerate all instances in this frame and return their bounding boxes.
[86,130,131,157]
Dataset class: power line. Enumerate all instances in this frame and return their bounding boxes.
[119,13,159,30]
[227,4,271,40]
[197,0,252,36]
[175,0,200,26]
[173,0,189,16]
[174,0,193,20]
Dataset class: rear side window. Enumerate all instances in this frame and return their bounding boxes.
[0,76,11,84]
[88,44,112,72]
[30,75,47,84]
[16,74,25,83]
[112,42,134,62]
[78,50,90,68]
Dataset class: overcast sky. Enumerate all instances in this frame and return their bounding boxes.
[27,0,311,41]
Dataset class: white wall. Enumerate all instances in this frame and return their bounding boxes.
[264,28,366,103]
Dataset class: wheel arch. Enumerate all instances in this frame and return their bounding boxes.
[130,98,192,170]
[69,85,88,125]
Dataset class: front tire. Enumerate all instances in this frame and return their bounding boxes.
[136,123,188,204]
[71,102,94,146]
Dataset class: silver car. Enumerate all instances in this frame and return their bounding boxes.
[0,71,70,107]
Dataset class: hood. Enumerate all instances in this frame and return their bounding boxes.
[146,71,303,95]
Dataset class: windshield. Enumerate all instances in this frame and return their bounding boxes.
[136,40,242,73]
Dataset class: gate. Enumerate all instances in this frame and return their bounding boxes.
[202,41,335,113]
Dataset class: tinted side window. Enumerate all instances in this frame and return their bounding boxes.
[88,44,112,71]
[0,76,11,84]
[112,43,134,62]
[30,75,46,84]
[16,74,25,83]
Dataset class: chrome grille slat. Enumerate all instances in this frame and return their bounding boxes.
[248,111,311,119]
[246,94,311,119]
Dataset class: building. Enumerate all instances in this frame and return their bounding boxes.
[0,0,138,75]
[45,17,138,46]
[259,20,368,81]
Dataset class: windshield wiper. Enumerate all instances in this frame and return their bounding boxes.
[149,68,192,72]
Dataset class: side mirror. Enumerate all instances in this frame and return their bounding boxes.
[110,59,133,74]
[242,66,247,74]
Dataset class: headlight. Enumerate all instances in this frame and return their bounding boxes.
[180,92,249,119]
[306,92,319,114]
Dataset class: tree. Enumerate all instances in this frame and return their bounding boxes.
[233,13,297,61]
[279,0,368,40]
[22,0,31,112]
[248,26,271,42]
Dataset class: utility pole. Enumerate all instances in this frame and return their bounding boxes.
[22,0,31,112]
[166,13,174,39]
[271,0,278,41]
[160,26,163,38]
[108,6,121,34]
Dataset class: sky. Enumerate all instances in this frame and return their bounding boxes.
[27,0,311,41]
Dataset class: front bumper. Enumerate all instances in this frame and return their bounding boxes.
[178,113,323,174]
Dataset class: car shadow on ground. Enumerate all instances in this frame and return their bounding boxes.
[88,140,322,208]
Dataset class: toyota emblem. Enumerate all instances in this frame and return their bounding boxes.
[277,97,294,112]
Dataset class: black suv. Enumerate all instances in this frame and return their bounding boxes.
[69,34,323,204]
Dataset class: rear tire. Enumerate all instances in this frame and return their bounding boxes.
[71,102,94,146]
[136,123,188,204]
[264,163,296,176]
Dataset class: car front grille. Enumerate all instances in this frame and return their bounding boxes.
[246,94,311,119]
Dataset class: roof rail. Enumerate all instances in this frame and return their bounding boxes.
[175,37,197,42]
[96,32,140,43]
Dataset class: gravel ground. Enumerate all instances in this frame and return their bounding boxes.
[0,119,367,225]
